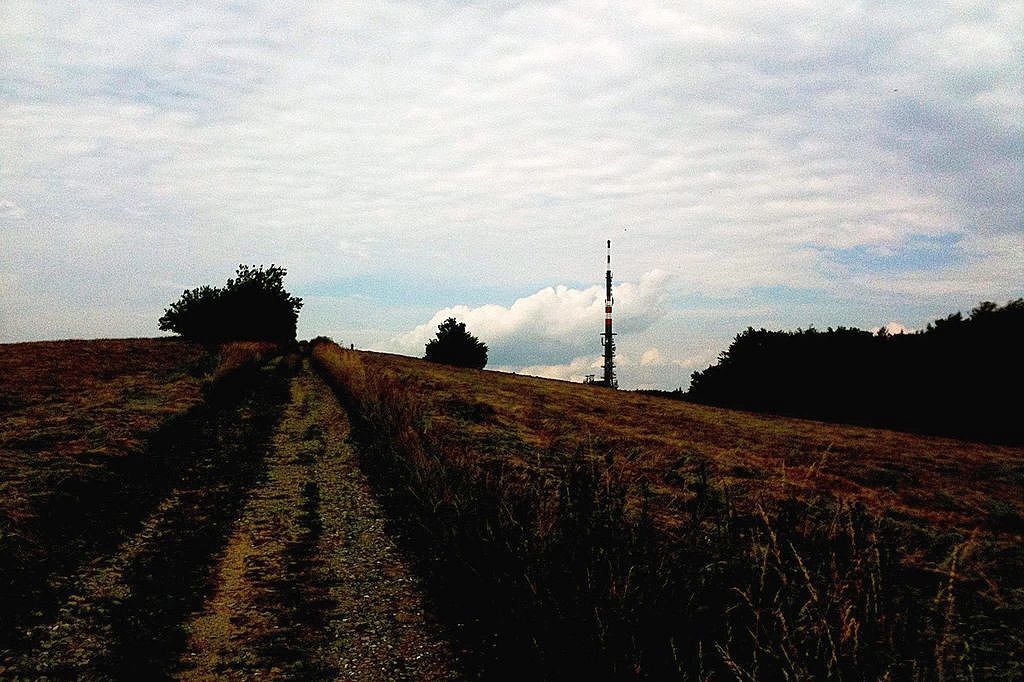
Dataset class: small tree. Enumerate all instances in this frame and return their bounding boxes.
[156,285,223,342]
[424,317,488,369]
[159,264,303,343]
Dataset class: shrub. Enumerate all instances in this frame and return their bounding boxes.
[423,317,488,369]
[159,265,302,344]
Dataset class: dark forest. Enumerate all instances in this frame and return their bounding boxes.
[686,299,1024,443]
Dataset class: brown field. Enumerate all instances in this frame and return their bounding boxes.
[0,338,278,656]
[3,338,1022,678]
[313,342,1024,678]
[1,339,212,532]
[0,339,277,536]
[343,349,1024,535]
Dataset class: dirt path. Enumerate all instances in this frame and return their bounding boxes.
[0,357,292,678]
[178,358,457,680]
[1,356,458,680]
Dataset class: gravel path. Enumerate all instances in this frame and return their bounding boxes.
[179,359,458,680]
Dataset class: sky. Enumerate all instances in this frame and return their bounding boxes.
[2,1,1021,389]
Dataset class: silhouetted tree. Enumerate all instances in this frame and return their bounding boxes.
[424,317,488,369]
[159,264,303,344]
[686,299,1024,443]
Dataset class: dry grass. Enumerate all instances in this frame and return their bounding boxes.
[0,338,277,528]
[208,341,279,384]
[312,342,1024,679]
[0,338,279,651]
[1,339,209,457]
[343,348,1024,535]
[1,339,210,534]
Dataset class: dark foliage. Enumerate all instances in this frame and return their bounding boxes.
[634,387,687,401]
[687,299,1024,443]
[159,265,302,344]
[423,317,488,369]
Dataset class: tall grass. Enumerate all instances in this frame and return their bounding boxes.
[312,341,1022,680]
[205,341,280,392]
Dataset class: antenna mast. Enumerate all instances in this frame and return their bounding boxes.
[601,239,618,388]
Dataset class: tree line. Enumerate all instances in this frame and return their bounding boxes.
[686,299,1024,443]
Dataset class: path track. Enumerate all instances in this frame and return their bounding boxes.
[1,356,457,680]
[179,358,456,680]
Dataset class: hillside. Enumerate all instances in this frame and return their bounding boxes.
[313,342,1024,679]
[1,339,215,637]
[338,348,1024,534]
[2,338,1022,679]
[0,340,452,679]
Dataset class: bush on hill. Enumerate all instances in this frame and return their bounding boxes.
[687,299,1024,442]
[423,317,488,369]
[159,265,303,344]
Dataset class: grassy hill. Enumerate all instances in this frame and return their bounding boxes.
[1,339,215,624]
[2,338,1022,678]
[313,341,1024,679]
[325,347,1023,534]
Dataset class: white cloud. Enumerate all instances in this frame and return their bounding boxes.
[639,347,662,366]
[389,269,669,365]
[496,342,715,389]
[504,355,603,383]
[1,1,1020,386]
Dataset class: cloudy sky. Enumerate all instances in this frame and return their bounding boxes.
[2,1,1021,388]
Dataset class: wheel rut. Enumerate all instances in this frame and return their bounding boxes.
[0,358,291,679]
[178,358,458,680]
[1,355,458,680]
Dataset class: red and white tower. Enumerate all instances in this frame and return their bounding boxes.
[601,239,618,388]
